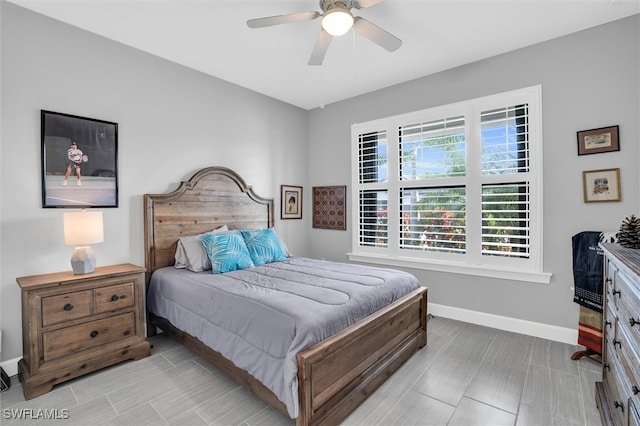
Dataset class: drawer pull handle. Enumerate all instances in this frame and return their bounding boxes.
[64,303,73,311]
[605,320,612,329]
[630,317,639,327]
[111,295,119,302]
[605,277,612,284]
[612,289,621,297]
[613,339,621,348]
[613,401,624,412]
[90,330,99,338]
[633,385,639,395]
[603,363,610,371]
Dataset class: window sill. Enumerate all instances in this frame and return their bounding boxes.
[346,252,552,284]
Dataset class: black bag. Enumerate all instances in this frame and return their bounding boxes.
[572,231,604,312]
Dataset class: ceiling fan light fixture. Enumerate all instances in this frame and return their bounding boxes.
[321,7,354,36]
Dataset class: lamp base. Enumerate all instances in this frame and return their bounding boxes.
[70,246,96,274]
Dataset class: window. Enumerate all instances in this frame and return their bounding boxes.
[349,86,549,283]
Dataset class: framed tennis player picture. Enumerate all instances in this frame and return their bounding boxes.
[41,110,118,208]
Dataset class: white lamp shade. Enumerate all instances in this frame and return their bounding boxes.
[321,8,354,36]
[63,211,104,246]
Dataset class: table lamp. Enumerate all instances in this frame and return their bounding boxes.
[63,210,104,274]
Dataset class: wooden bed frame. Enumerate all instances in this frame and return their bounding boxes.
[144,166,428,426]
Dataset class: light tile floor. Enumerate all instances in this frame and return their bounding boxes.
[0,316,603,425]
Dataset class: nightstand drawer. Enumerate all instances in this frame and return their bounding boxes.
[95,282,134,313]
[43,312,135,362]
[42,290,91,326]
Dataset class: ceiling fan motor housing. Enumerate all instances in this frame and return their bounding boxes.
[320,0,354,13]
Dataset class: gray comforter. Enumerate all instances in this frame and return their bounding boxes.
[147,257,422,418]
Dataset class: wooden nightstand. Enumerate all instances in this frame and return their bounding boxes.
[17,263,151,400]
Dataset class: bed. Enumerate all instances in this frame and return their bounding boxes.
[144,166,428,426]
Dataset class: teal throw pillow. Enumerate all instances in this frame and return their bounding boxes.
[200,231,255,274]
[241,228,287,266]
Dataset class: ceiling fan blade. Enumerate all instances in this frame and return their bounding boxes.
[247,11,320,28]
[353,0,385,9]
[353,17,402,52]
[308,30,333,65]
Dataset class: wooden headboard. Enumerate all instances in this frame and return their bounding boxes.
[143,166,274,276]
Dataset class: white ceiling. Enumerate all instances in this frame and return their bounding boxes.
[8,0,639,110]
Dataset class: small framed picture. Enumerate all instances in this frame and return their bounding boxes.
[577,125,619,155]
[281,185,302,219]
[582,168,621,203]
[41,110,118,208]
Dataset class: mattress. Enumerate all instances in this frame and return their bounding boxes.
[147,256,422,418]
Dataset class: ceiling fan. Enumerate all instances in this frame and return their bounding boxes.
[247,0,402,65]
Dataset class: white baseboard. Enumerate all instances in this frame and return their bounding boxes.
[428,303,578,345]
[1,357,20,378]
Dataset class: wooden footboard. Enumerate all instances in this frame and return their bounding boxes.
[296,286,428,426]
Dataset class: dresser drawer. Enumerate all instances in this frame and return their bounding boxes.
[605,353,629,426]
[619,303,640,354]
[616,325,640,411]
[617,272,640,344]
[42,312,136,362]
[607,260,621,309]
[631,400,640,426]
[95,282,134,314]
[42,290,91,327]
[605,301,618,354]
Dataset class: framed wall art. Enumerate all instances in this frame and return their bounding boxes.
[582,168,621,203]
[281,185,302,219]
[312,185,346,230]
[41,110,118,208]
[577,125,619,155]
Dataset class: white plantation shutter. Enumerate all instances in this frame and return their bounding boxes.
[358,190,388,248]
[397,116,467,256]
[357,131,389,248]
[399,187,466,254]
[399,116,466,180]
[479,103,532,258]
[358,131,387,184]
[481,183,530,258]
[351,86,544,278]
[481,105,530,175]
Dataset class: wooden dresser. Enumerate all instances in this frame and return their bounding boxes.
[17,263,151,400]
[596,243,640,426]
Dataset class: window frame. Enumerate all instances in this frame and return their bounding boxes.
[349,85,551,284]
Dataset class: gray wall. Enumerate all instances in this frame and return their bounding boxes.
[0,2,309,362]
[1,2,638,365]
[307,15,640,331]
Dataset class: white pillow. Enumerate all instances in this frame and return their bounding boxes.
[174,225,229,272]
